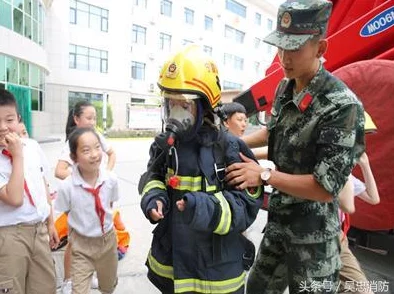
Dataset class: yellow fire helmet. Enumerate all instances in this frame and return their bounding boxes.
[158,45,222,111]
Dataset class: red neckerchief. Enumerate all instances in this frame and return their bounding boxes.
[83,183,105,234]
[2,149,35,207]
[342,212,351,238]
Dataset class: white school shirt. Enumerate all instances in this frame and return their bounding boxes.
[339,174,367,223]
[54,165,119,237]
[349,174,366,196]
[0,138,51,226]
[58,132,110,168]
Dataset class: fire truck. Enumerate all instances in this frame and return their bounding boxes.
[235,0,394,255]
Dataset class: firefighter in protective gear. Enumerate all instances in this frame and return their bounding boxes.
[139,45,264,293]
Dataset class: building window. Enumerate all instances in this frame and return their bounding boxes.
[159,32,171,51]
[204,15,213,31]
[160,0,172,17]
[69,44,108,73]
[224,53,243,70]
[0,0,44,46]
[0,1,13,30]
[184,7,194,25]
[224,25,245,44]
[255,12,261,25]
[0,54,45,111]
[69,91,103,110]
[131,61,145,80]
[267,18,273,31]
[0,0,44,45]
[70,0,108,32]
[0,55,6,83]
[13,4,23,34]
[204,45,212,56]
[133,0,147,8]
[132,24,146,45]
[225,0,246,18]
[223,80,242,90]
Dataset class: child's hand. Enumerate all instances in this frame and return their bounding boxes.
[149,200,164,221]
[47,223,60,249]
[176,199,186,212]
[3,132,23,157]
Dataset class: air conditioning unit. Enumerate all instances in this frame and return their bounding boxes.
[148,83,154,92]
[148,53,155,60]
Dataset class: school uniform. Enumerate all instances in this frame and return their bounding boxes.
[339,175,370,293]
[55,165,119,294]
[0,138,56,294]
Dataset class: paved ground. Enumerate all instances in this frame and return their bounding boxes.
[40,137,393,294]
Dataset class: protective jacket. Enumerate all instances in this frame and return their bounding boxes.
[139,126,263,294]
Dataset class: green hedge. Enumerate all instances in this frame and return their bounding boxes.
[92,101,113,130]
[106,129,160,138]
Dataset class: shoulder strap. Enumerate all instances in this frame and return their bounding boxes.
[212,131,226,189]
[198,130,227,192]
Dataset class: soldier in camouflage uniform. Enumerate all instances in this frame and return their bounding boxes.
[225,0,365,293]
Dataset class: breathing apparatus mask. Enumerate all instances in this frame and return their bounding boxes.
[162,91,202,143]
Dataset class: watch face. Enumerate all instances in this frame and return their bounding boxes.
[261,169,271,181]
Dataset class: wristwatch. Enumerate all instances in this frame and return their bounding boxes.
[261,168,272,186]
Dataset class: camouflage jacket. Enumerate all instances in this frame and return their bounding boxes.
[266,63,365,244]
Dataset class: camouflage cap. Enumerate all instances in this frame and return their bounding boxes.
[263,0,333,50]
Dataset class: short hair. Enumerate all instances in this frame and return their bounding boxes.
[0,89,18,110]
[222,102,246,120]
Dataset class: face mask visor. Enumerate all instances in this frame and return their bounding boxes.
[162,92,200,134]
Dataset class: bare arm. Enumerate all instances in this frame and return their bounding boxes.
[55,160,72,180]
[252,146,268,160]
[106,148,116,170]
[241,127,268,149]
[267,169,334,202]
[0,133,24,207]
[357,152,380,205]
[44,177,59,249]
[226,153,334,202]
[338,176,355,213]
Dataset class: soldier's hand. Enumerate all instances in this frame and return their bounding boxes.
[149,200,164,221]
[225,153,263,190]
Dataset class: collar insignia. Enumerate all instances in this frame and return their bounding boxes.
[299,93,313,112]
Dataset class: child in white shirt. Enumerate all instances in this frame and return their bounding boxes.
[55,127,119,294]
[0,89,58,293]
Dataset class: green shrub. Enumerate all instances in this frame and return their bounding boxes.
[106,129,160,138]
[92,101,113,129]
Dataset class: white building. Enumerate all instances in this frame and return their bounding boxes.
[0,0,277,138]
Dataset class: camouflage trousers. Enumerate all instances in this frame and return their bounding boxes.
[246,235,341,294]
